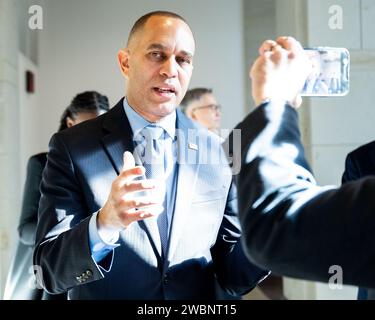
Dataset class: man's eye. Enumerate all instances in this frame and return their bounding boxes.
[177,57,191,65]
[149,52,164,60]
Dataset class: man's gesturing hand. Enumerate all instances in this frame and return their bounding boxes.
[98,151,162,232]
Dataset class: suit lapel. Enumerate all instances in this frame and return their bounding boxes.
[139,217,162,259]
[101,99,134,175]
[167,111,200,262]
[100,98,163,259]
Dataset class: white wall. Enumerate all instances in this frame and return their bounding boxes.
[243,0,276,112]
[38,0,246,149]
[0,0,21,297]
[18,53,40,189]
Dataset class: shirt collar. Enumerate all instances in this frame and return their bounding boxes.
[123,97,176,140]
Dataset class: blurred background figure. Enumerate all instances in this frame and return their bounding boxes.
[180,88,221,135]
[3,91,109,300]
[302,52,329,95]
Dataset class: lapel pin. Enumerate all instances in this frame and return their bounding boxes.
[188,143,198,151]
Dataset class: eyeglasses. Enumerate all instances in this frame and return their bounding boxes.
[192,104,221,112]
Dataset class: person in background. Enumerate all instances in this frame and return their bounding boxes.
[302,52,329,95]
[4,91,109,300]
[180,87,221,135]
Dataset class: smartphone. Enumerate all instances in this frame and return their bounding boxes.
[301,47,350,97]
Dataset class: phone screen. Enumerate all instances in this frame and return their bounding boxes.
[301,47,350,97]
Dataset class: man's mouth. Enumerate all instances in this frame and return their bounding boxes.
[153,86,176,95]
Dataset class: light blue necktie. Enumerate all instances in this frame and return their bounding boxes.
[139,125,169,257]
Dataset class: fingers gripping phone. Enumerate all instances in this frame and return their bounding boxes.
[301,47,350,96]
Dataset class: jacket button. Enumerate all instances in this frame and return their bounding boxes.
[163,274,169,285]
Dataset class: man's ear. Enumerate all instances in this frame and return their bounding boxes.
[186,107,195,120]
[66,117,75,128]
[118,49,130,76]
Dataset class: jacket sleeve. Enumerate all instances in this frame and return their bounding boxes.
[33,133,108,294]
[228,101,375,289]
[210,180,269,296]
[18,155,45,246]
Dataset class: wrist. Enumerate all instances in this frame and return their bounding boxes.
[255,97,301,109]
[95,211,121,246]
[97,207,124,233]
[255,98,271,106]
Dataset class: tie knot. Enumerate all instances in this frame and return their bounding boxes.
[135,125,167,166]
[141,125,165,141]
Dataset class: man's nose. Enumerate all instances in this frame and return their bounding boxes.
[160,57,178,78]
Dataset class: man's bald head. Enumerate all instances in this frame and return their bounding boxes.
[127,11,189,47]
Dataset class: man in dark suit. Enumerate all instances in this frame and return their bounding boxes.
[34,11,267,299]
[228,36,375,289]
[342,142,375,299]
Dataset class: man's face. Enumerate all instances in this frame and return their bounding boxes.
[187,93,221,131]
[119,16,195,122]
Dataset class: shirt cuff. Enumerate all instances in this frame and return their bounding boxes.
[88,211,120,263]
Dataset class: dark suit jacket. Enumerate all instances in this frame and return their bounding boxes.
[227,101,375,289]
[342,141,375,298]
[34,98,267,300]
[19,153,48,247]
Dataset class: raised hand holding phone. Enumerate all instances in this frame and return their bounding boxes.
[250,36,311,108]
